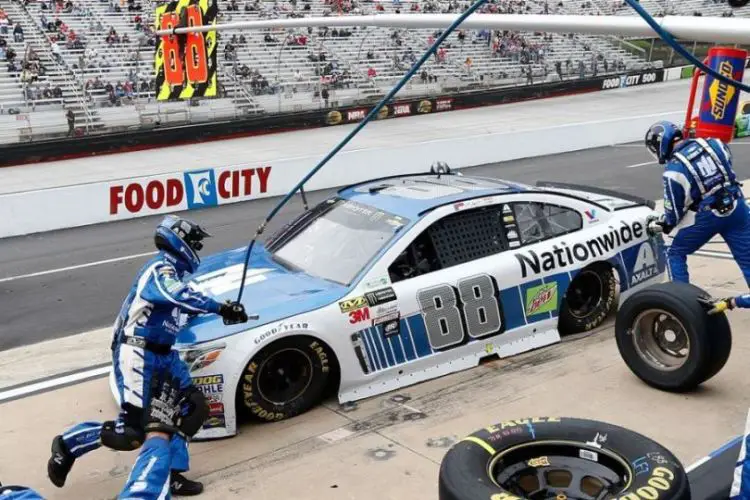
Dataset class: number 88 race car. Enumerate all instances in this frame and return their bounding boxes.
[119,170,666,440]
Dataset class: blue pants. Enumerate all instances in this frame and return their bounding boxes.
[119,436,173,499]
[61,344,193,472]
[1,437,173,500]
[667,200,750,286]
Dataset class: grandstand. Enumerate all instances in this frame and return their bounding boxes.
[0,0,742,143]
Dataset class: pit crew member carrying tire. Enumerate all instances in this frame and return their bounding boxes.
[46,215,249,496]
[3,373,206,499]
[644,120,750,286]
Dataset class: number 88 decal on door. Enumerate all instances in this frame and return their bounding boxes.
[417,274,504,351]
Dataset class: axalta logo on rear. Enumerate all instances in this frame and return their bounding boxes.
[109,166,272,214]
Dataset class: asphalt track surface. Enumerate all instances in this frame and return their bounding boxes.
[2,141,750,352]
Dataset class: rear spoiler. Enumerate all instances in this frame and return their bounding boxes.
[535,181,656,210]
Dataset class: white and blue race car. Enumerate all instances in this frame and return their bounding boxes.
[161,169,667,439]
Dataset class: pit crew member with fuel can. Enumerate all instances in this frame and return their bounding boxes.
[46,215,249,496]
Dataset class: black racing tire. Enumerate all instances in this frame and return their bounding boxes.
[615,281,732,392]
[238,336,332,422]
[439,417,690,500]
[558,262,617,335]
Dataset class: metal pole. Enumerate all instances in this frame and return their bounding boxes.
[154,14,750,45]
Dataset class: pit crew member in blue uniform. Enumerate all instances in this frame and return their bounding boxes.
[47,215,248,496]
[644,121,750,286]
[3,374,204,499]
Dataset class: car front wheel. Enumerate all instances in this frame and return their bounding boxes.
[238,336,333,422]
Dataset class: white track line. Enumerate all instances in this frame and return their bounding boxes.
[0,366,111,403]
[625,161,657,169]
[0,251,157,284]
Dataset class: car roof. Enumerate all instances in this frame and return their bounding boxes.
[337,173,531,219]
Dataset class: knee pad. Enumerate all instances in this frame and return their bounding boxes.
[179,387,209,438]
[101,420,144,451]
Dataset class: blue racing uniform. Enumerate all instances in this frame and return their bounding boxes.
[2,436,173,500]
[59,252,222,471]
[661,137,750,285]
[48,215,246,495]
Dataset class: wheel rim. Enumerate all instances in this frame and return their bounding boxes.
[630,309,690,371]
[490,440,632,499]
[256,348,314,405]
[566,270,604,319]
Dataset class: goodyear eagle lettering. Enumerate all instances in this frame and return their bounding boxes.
[516,222,643,278]
[617,466,674,500]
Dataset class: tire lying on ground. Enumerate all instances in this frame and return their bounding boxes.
[615,281,732,392]
[439,417,690,500]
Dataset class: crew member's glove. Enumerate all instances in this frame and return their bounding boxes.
[219,301,249,325]
[645,214,667,236]
[144,375,182,436]
[697,296,735,315]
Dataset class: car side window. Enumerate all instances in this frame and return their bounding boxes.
[511,202,582,245]
[388,205,508,283]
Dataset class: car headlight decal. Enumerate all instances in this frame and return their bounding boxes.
[180,343,226,373]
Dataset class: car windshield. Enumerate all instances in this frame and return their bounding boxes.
[268,198,409,285]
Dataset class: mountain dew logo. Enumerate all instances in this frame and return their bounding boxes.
[525,283,558,316]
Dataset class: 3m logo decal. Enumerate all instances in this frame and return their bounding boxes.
[525,283,558,316]
[339,296,368,313]
[349,307,370,324]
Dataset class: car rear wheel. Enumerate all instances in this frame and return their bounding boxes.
[238,336,332,422]
[558,263,617,335]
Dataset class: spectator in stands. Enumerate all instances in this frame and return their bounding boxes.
[53,85,62,98]
[51,41,62,63]
[13,22,22,42]
[0,15,8,35]
[66,109,75,136]
[6,46,16,61]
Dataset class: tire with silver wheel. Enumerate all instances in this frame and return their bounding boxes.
[238,336,332,422]
[615,281,732,392]
[559,263,617,335]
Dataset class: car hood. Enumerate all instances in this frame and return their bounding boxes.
[176,243,348,345]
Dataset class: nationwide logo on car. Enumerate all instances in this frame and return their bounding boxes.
[516,221,644,278]
[525,283,558,316]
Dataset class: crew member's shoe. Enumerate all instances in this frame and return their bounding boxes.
[170,472,204,496]
[48,435,75,488]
